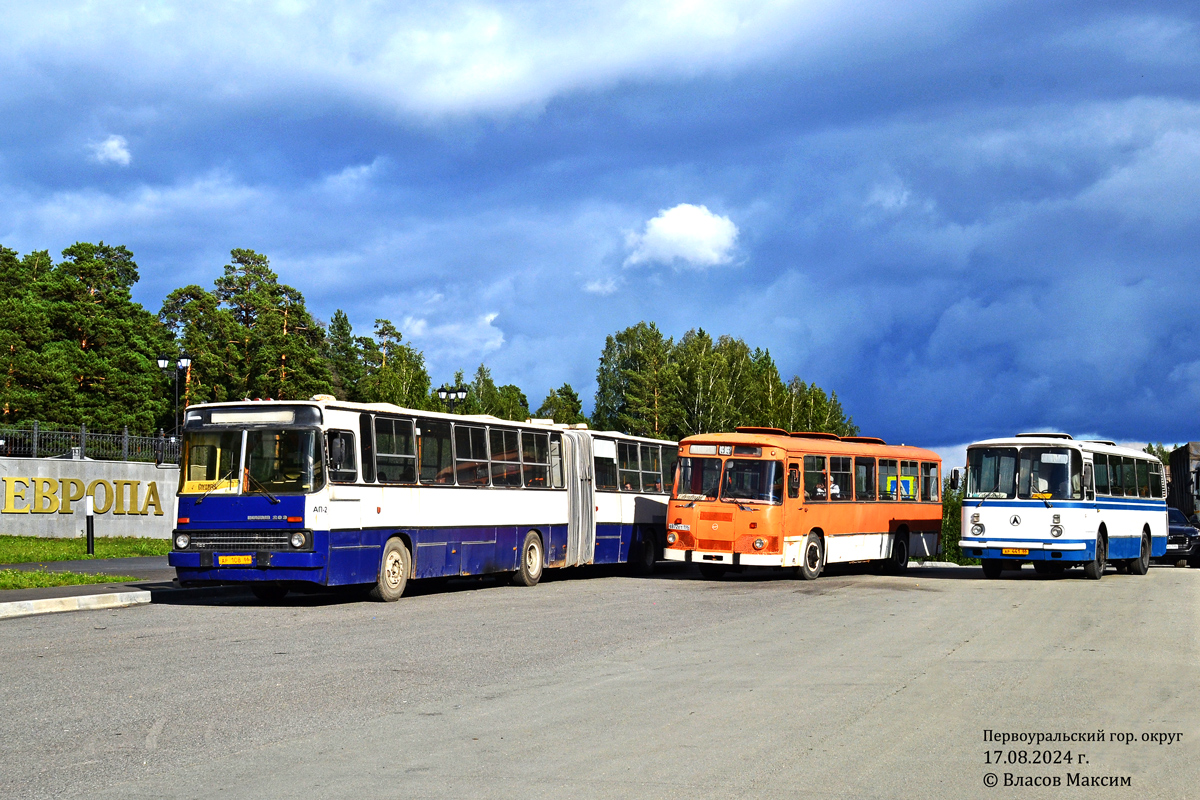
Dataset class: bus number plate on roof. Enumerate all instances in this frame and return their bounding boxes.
[1001,549,1029,556]
[217,555,253,566]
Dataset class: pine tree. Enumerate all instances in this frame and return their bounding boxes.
[536,384,586,424]
[0,248,50,422]
[358,320,431,409]
[324,310,365,401]
[592,322,679,436]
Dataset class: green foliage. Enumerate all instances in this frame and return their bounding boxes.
[160,249,333,404]
[536,383,587,424]
[938,482,976,565]
[325,310,365,401]
[1144,442,1177,465]
[0,535,173,565]
[0,243,171,432]
[592,322,858,439]
[358,319,432,408]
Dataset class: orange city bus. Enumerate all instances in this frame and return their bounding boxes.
[662,428,944,579]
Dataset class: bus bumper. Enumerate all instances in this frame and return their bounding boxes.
[663,549,784,567]
[170,551,327,585]
[959,540,1092,562]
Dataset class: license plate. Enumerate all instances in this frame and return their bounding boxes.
[1167,544,1180,550]
[217,554,253,566]
[1002,548,1029,556]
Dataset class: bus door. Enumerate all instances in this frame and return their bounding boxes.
[783,459,805,567]
[562,430,596,567]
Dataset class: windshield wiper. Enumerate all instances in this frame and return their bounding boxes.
[195,466,237,505]
[244,471,280,505]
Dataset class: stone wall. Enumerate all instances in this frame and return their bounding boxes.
[0,457,178,538]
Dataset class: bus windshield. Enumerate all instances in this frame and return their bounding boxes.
[722,459,784,504]
[1018,447,1082,501]
[179,430,241,495]
[966,447,1017,499]
[246,429,325,494]
[675,457,722,500]
[179,428,325,495]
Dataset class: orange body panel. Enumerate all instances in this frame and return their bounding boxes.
[665,431,942,562]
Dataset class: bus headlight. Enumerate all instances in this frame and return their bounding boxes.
[1050,525,1063,538]
[970,524,984,536]
[174,533,190,549]
[666,532,677,545]
[753,538,766,550]
[290,532,306,548]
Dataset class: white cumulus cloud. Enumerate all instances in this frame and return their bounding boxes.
[89,134,131,166]
[625,203,738,268]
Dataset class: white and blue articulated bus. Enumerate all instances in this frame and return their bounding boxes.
[168,397,677,601]
[959,433,1167,579]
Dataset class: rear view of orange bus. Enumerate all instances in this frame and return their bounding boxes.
[662,428,944,579]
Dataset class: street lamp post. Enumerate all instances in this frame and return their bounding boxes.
[158,355,193,435]
[436,385,468,414]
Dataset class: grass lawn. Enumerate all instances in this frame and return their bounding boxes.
[0,535,172,565]
[0,569,139,590]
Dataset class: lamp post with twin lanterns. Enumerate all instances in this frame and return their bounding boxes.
[157,354,192,435]
[437,385,468,414]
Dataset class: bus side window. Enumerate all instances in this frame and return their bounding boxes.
[879,459,898,500]
[418,419,454,485]
[455,425,489,486]
[1093,454,1110,495]
[520,430,550,488]
[830,457,852,501]
[640,444,663,493]
[327,430,358,483]
[803,455,827,502]
[359,414,376,484]
[1122,457,1137,499]
[856,457,876,501]
[1136,459,1151,498]
[1149,461,1164,498]
[1084,462,1094,501]
[900,461,918,501]
[549,433,565,488]
[376,417,417,484]
[618,442,641,491]
[661,445,679,494]
[787,464,800,499]
[594,439,618,490]
[921,462,939,502]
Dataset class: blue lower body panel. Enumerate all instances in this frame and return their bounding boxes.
[172,523,572,588]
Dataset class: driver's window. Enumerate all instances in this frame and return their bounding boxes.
[327,430,358,483]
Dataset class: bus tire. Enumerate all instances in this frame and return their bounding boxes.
[1128,531,1151,576]
[698,564,727,580]
[1083,534,1107,580]
[369,537,411,601]
[513,531,544,587]
[884,533,909,574]
[630,527,658,576]
[251,583,289,602]
[797,532,823,580]
[981,559,1003,579]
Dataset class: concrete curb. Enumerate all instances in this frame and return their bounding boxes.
[0,590,151,620]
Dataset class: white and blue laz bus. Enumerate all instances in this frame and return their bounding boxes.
[960,433,1167,579]
[168,397,677,601]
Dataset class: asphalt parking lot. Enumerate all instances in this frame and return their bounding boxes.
[2,562,1197,799]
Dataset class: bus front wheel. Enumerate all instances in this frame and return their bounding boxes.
[796,532,823,581]
[1128,532,1151,576]
[1083,535,1107,580]
[981,559,1003,579]
[369,538,411,602]
[513,531,544,587]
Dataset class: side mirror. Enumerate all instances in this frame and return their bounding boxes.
[949,468,961,492]
[329,436,345,470]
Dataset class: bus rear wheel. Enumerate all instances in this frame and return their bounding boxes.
[883,533,909,574]
[981,559,1003,579]
[796,532,823,581]
[629,527,658,576]
[369,537,411,601]
[1083,535,1107,580]
[512,531,544,587]
[1128,532,1151,576]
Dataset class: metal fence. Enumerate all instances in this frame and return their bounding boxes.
[0,422,181,464]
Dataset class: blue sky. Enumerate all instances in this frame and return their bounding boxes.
[2,1,1199,453]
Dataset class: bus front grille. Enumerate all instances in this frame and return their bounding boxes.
[185,530,293,550]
